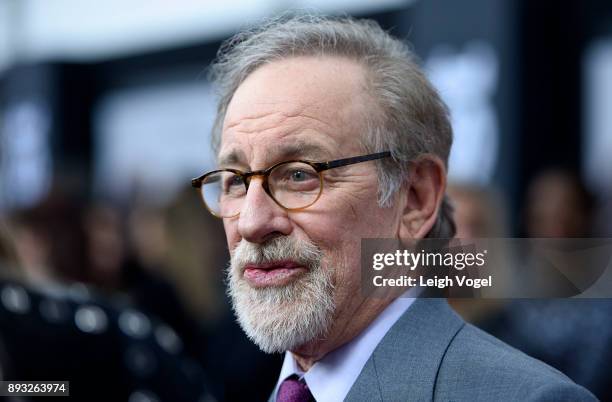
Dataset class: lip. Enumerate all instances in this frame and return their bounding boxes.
[243,260,307,287]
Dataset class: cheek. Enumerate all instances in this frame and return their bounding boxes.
[223,220,241,251]
[304,206,398,284]
[299,210,387,273]
[299,190,398,251]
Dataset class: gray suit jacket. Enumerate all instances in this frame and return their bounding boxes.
[343,298,597,402]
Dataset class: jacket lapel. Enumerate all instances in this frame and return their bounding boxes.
[345,298,464,402]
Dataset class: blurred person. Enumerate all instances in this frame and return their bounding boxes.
[525,168,595,238]
[12,187,89,285]
[192,14,595,401]
[0,281,214,401]
[138,188,223,324]
[0,218,20,277]
[11,184,213,386]
[497,168,611,399]
[446,183,507,323]
[448,183,508,239]
[449,176,612,400]
[11,220,50,283]
[519,169,596,295]
[0,217,20,384]
[483,295,612,401]
[81,200,193,343]
[84,203,127,289]
[1,209,213,401]
[85,201,208,363]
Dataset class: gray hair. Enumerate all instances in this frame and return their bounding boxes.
[209,14,455,238]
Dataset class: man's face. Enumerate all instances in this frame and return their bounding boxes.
[219,56,402,352]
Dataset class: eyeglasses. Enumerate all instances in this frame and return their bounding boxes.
[192,151,391,218]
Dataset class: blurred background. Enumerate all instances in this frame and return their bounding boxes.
[0,0,611,401]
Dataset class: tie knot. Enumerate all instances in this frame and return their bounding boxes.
[276,374,315,402]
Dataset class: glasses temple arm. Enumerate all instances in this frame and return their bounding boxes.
[319,151,391,171]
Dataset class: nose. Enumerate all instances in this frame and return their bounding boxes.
[237,177,292,244]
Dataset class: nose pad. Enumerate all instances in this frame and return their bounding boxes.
[244,175,253,189]
[244,174,272,200]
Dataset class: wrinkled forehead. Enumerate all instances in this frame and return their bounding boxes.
[218,56,375,165]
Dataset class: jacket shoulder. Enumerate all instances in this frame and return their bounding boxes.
[434,323,597,402]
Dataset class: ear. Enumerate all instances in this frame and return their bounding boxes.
[397,155,447,242]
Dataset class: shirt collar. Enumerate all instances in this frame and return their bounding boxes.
[272,290,417,402]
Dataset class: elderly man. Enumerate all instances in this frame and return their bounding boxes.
[192,15,596,402]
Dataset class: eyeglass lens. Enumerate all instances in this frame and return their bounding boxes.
[200,162,322,217]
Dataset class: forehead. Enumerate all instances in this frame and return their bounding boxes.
[219,56,374,165]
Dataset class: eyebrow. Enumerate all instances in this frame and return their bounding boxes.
[276,141,333,161]
[218,140,333,168]
[217,149,246,167]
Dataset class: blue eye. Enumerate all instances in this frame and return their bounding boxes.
[291,170,308,181]
[269,163,319,193]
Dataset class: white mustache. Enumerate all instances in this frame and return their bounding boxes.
[230,236,323,274]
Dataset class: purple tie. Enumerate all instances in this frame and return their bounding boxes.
[276,375,315,402]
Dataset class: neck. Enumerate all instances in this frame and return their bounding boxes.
[290,295,395,371]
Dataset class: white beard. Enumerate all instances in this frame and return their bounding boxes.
[227,236,336,353]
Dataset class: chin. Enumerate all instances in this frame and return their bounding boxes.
[228,270,335,354]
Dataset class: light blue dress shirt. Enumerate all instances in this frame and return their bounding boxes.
[271,291,417,402]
